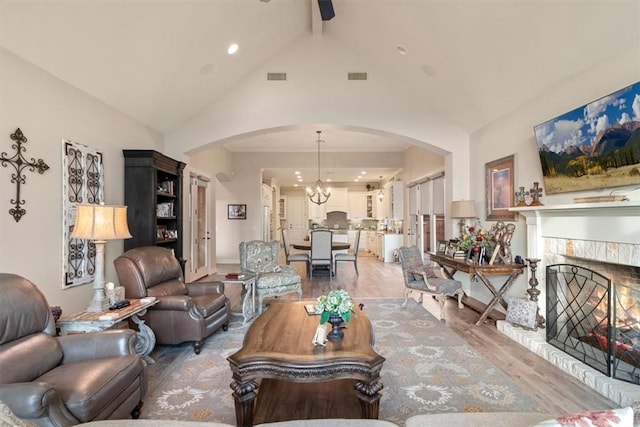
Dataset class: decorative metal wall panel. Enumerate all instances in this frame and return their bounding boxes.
[62,140,103,289]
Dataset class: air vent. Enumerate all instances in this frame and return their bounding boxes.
[267,72,287,81]
[348,72,367,81]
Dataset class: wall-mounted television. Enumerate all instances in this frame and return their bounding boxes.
[533,81,640,195]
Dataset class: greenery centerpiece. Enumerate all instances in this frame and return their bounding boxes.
[315,289,354,339]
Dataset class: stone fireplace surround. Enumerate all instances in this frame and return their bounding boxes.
[497,200,640,407]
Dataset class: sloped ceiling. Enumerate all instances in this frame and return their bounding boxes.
[1,0,638,185]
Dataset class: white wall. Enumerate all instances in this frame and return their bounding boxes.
[0,48,163,313]
[468,47,639,305]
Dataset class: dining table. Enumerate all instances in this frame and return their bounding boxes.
[291,241,350,251]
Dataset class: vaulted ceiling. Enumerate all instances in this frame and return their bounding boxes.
[1,0,638,185]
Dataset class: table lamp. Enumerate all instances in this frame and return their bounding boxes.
[71,203,132,312]
[450,200,477,236]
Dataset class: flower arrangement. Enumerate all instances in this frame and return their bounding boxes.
[458,223,490,252]
[315,289,354,324]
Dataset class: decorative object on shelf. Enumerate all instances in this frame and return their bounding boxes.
[529,181,544,206]
[306,130,331,205]
[525,258,546,329]
[71,203,132,312]
[574,195,627,203]
[486,221,516,264]
[377,189,384,202]
[1,128,50,222]
[315,288,354,340]
[515,186,529,207]
[227,203,246,220]
[486,154,516,220]
[450,199,477,236]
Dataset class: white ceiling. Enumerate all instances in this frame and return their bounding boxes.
[1,0,638,187]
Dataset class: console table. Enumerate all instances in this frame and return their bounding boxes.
[57,298,159,363]
[430,253,525,326]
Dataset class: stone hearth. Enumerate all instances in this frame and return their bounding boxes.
[498,320,640,407]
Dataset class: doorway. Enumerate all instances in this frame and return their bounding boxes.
[285,195,307,242]
[189,173,211,281]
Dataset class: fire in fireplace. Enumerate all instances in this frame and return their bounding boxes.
[546,263,640,385]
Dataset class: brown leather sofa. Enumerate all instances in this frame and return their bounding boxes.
[0,273,147,427]
[114,246,231,354]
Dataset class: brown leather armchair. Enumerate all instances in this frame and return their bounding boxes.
[114,246,231,354]
[0,273,147,427]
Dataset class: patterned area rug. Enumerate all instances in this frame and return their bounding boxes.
[141,298,545,425]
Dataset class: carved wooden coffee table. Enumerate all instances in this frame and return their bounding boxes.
[227,301,385,426]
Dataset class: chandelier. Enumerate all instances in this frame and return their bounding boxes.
[307,130,331,205]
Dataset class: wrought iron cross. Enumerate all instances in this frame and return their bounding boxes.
[0,128,50,222]
[529,181,544,206]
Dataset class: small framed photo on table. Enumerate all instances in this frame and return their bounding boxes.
[228,204,247,220]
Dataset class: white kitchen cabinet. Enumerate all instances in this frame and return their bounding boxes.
[347,191,367,219]
[333,233,349,256]
[347,230,365,252]
[307,198,327,220]
[385,181,404,219]
[380,233,403,262]
[365,231,377,257]
[326,188,348,212]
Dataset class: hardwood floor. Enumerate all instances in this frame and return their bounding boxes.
[209,251,617,416]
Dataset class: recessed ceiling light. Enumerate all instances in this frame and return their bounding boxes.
[200,63,215,76]
[361,171,366,175]
[327,178,332,182]
[354,179,360,182]
[421,64,437,77]
[293,184,298,187]
[397,45,407,56]
[227,43,239,55]
[294,171,301,175]
[297,178,303,182]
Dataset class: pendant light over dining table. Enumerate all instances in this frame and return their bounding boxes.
[307,130,331,205]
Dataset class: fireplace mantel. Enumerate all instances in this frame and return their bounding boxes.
[510,200,640,217]
[510,201,640,250]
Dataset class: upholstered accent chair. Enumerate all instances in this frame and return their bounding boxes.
[398,246,465,319]
[0,273,147,426]
[281,229,309,277]
[114,246,231,355]
[334,229,361,276]
[239,240,302,313]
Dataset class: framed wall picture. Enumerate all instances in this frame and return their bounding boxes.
[486,155,516,221]
[228,204,247,220]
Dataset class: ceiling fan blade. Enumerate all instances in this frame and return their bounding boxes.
[318,0,335,21]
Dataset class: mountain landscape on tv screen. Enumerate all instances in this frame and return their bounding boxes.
[534,81,640,194]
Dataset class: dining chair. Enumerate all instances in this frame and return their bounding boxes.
[282,229,310,276]
[310,229,333,278]
[334,229,361,276]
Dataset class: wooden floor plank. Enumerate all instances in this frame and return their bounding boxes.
[209,251,618,418]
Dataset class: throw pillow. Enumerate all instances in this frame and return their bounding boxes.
[505,296,538,330]
[0,400,37,427]
[532,407,634,427]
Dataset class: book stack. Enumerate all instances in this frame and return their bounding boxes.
[225,273,246,280]
[453,250,466,260]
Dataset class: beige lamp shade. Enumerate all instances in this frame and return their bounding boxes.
[450,200,477,219]
[71,204,132,240]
